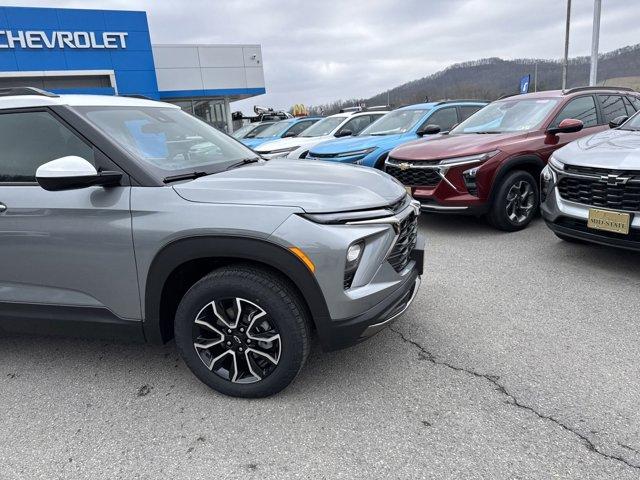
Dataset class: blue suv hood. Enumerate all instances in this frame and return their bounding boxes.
[241,137,277,149]
[310,133,413,155]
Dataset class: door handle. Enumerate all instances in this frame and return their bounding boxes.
[0,203,6,213]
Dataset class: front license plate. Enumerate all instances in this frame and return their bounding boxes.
[405,186,413,196]
[587,208,631,235]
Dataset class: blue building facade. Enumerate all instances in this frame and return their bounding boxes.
[0,6,266,131]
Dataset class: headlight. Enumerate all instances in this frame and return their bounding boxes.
[336,147,376,158]
[344,241,364,289]
[548,155,564,171]
[301,208,394,224]
[438,150,500,166]
[540,164,556,202]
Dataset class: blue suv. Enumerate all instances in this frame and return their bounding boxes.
[241,117,322,149]
[306,101,487,168]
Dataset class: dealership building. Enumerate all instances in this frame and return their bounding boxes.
[0,6,266,131]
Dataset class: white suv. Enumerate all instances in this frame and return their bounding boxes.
[255,110,388,159]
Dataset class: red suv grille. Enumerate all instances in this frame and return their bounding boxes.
[385,163,441,187]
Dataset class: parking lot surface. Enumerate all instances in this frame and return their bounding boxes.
[1,215,639,480]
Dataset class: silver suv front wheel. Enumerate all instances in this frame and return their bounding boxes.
[175,266,310,398]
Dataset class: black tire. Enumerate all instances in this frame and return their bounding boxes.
[487,170,539,232]
[174,265,310,398]
[554,232,586,244]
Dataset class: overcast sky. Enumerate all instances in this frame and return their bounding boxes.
[4,0,640,113]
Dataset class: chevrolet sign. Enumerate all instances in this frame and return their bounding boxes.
[0,31,128,49]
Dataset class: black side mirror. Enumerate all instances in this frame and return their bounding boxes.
[335,130,353,138]
[417,124,441,137]
[609,115,628,129]
[282,131,297,138]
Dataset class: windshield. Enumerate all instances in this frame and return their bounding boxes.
[254,120,293,138]
[77,106,256,174]
[360,109,428,136]
[451,99,560,134]
[299,116,345,137]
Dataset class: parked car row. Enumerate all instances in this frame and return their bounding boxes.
[249,86,640,250]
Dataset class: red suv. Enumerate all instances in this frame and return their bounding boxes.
[386,87,640,230]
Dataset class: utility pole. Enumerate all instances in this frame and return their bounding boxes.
[589,0,602,86]
[534,62,538,92]
[562,0,571,91]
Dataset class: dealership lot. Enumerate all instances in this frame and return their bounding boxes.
[1,215,639,480]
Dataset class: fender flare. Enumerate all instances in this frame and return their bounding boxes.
[488,154,545,202]
[143,235,331,343]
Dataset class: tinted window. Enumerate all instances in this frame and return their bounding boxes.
[598,95,627,123]
[338,115,372,135]
[551,96,598,128]
[622,97,637,116]
[360,109,428,136]
[285,119,317,137]
[0,111,95,183]
[627,95,640,111]
[459,105,483,122]
[424,107,458,131]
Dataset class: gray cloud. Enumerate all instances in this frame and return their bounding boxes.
[4,0,639,113]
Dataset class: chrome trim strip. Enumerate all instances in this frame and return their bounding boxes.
[362,276,421,336]
[420,204,468,211]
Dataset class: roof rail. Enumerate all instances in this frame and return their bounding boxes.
[0,87,58,98]
[434,99,489,105]
[119,94,153,100]
[564,85,635,94]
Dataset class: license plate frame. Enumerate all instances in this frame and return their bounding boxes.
[587,208,631,235]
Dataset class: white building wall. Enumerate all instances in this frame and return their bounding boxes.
[152,44,265,95]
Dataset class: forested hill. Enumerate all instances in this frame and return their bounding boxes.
[310,44,640,114]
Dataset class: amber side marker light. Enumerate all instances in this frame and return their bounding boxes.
[289,247,315,273]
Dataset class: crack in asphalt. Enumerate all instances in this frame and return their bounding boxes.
[389,326,640,471]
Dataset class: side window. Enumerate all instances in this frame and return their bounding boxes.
[284,120,314,137]
[369,113,385,124]
[424,107,458,131]
[0,111,95,183]
[459,105,483,122]
[598,95,627,123]
[550,96,598,128]
[627,95,640,112]
[623,97,637,116]
[338,115,371,135]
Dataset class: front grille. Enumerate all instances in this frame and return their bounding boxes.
[343,271,356,289]
[558,168,640,212]
[388,213,418,272]
[385,164,441,187]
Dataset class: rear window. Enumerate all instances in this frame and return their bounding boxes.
[598,95,628,123]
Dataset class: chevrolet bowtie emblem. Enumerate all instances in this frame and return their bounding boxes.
[600,174,630,186]
[399,162,412,171]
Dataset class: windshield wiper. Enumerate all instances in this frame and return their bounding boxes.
[225,157,261,170]
[163,171,209,183]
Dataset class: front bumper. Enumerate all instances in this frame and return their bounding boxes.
[318,238,424,351]
[541,187,640,251]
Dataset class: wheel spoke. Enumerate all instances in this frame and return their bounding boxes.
[191,296,281,384]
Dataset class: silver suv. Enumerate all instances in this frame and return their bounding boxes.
[0,88,424,397]
[541,111,640,251]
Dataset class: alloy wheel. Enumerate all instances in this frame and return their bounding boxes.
[192,297,281,384]
[505,180,535,224]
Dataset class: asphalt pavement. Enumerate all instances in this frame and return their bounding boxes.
[1,215,639,479]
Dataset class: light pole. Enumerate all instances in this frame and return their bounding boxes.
[589,0,602,86]
[562,0,571,90]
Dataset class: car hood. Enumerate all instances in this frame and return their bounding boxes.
[255,135,329,153]
[555,129,640,170]
[390,132,528,160]
[173,159,405,213]
[241,137,277,149]
[310,133,412,155]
